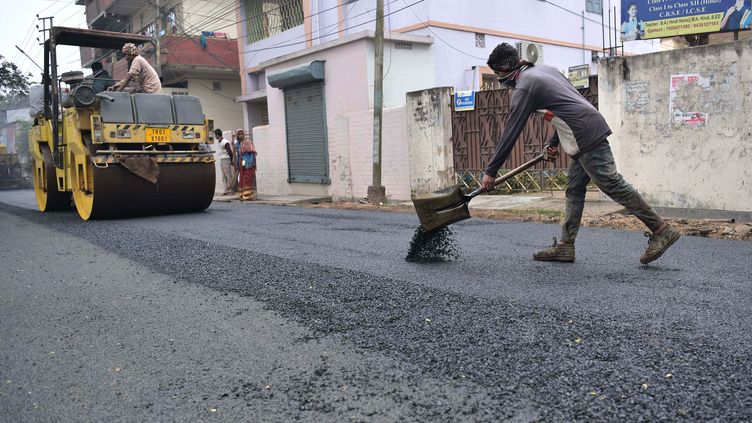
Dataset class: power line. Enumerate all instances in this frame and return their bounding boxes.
[539,0,671,51]
[398,0,486,60]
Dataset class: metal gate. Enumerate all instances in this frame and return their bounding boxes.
[284,83,330,184]
[452,75,598,192]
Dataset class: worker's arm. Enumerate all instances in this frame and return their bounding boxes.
[109,74,132,92]
[224,142,234,162]
[481,88,536,190]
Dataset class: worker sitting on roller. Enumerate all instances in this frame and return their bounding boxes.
[108,43,162,94]
[87,61,114,93]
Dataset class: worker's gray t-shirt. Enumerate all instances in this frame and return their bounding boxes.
[484,64,611,175]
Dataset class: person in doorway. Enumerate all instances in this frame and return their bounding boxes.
[621,3,645,41]
[482,43,680,265]
[721,0,751,30]
[108,43,162,94]
[87,61,113,93]
[215,128,234,195]
[237,130,257,201]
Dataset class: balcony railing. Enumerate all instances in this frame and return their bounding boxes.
[245,0,304,43]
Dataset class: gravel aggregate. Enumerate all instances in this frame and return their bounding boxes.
[1,199,751,421]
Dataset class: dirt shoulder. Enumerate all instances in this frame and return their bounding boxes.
[304,201,752,242]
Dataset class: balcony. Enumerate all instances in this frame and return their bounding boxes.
[85,0,149,31]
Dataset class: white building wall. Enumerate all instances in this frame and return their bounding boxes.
[252,34,423,201]
[599,40,752,213]
[241,0,667,95]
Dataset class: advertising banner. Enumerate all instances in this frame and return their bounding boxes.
[620,0,752,41]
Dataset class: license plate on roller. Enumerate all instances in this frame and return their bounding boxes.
[145,128,171,142]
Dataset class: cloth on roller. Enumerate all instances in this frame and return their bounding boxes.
[118,156,159,184]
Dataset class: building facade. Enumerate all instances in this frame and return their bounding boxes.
[236,0,666,201]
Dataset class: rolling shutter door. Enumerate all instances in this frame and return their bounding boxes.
[284,83,329,184]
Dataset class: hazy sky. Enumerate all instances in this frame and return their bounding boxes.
[2,0,87,83]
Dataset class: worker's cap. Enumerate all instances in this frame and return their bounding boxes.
[122,43,138,56]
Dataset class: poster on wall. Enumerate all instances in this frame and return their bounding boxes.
[620,0,752,41]
[568,64,590,89]
[669,74,710,125]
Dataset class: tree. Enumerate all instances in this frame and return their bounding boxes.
[0,55,32,105]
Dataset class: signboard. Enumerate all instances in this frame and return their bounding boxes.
[568,64,590,89]
[454,90,475,112]
[620,0,752,41]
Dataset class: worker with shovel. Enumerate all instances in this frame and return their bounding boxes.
[482,43,679,264]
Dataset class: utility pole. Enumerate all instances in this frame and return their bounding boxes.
[154,0,162,76]
[367,0,386,204]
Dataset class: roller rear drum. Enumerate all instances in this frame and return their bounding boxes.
[71,157,215,220]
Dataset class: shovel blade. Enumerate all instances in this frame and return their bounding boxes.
[412,186,472,232]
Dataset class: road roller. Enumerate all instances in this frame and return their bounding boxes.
[30,27,215,220]
[0,146,24,189]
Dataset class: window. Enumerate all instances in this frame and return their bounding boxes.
[586,0,602,14]
[212,82,222,91]
[475,33,485,48]
[244,0,304,43]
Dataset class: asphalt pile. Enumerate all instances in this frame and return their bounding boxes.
[405,226,460,263]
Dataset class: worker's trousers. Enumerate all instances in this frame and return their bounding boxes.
[220,158,233,193]
[562,141,664,242]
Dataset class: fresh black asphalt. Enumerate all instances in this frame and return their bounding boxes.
[1,193,750,421]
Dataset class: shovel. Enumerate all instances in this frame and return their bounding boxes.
[412,153,546,232]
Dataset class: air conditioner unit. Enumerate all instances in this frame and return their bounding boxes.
[516,41,544,64]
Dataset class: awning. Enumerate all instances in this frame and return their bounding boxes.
[267,61,325,89]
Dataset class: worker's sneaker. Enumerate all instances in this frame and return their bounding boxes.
[534,238,575,262]
[640,223,681,265]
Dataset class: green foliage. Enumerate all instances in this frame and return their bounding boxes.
[0,55,32,105]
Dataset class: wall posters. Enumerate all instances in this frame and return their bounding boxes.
[568,64,590,89]
[669,74,710,125]
[620,0,752,41]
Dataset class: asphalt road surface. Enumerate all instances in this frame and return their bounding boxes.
[1,190,750,421]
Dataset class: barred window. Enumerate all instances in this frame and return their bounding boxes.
[586,0,603,14]
[245,0,304,43]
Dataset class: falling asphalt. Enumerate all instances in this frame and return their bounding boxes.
[0,194,751,421]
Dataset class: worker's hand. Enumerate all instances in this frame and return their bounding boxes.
[544,145,559,162]
[481,174,496,192]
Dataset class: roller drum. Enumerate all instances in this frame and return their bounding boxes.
[74,161,215,220]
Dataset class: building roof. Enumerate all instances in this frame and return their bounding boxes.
[50,26,154,49]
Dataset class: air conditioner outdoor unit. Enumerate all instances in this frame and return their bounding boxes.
[516,41,544,64]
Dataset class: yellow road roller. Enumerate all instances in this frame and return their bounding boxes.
[0,145,24,189]
[30,27,215,220]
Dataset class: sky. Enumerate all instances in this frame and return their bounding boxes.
[2,0,87,84]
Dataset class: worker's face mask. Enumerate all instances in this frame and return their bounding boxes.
[494,68,518,89]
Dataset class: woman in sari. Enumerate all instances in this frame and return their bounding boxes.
[236,129,257,201]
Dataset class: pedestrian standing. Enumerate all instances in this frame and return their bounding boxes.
[215,129,234,195]
[237,130,257,201]
[482,42,680,264]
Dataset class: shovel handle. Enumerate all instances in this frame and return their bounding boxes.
[467,153,546,198]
